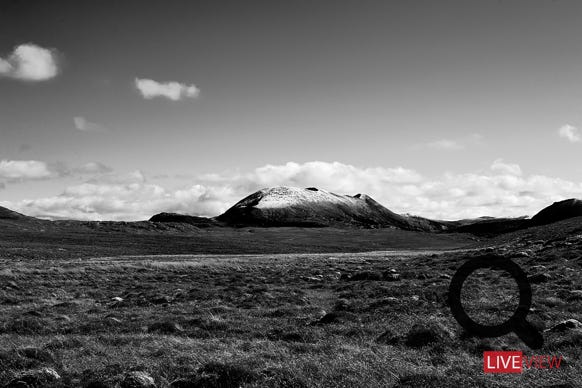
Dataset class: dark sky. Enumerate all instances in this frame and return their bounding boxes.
[1,1,582,220]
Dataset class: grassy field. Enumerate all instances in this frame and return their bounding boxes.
[1,220,581,387]
[1,244,581,387]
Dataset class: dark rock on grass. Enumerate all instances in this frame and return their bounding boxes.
[151,295,173,305]
[3,316,54,335]
[405,321,454,348]
[376,328,399,345]
[17,347,55,363]
[332,298,352,311]
[171,362,257,388]
[119,371,156,388]
[528,273,551,284]
[342,271,383,281]
[147,321,184,334]
[382,271,401,281]
[545,319,582,333]
[5,367,61,388]
[310,311,357,325]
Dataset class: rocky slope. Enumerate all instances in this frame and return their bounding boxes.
[215,187,447,231]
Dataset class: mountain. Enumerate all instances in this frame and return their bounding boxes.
[0,206,35,221]
[149,212,220,227]
[531,198,582,226]
[215,186,447,231]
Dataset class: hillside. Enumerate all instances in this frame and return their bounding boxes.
[215,187,446,231]
[531,198,582,226]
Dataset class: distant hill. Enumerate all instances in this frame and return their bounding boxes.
[531,198,582,226]
[149,212,220,227]
[0,206,35,221]
[214,186,447,231]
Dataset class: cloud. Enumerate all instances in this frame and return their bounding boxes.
[416,133,483,151]
[558,124,580,143]
[134,78,200,101]
[74,116,108,132]
[426,139,464,150]
[0,160,53,180]
[0,43,59,81]
[73,162,113,175]
[4,160,582,222]
[490,159,522,176]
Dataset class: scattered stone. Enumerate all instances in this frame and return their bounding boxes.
[147,321,184,334]
[343,271,383,281]
[382,272,401,281]
[528,273,551,284]
[545,319,582,333]
[405,321,454,348]
[310,311,356,326]
[5,367,60,388]
[333,298,351,311]
[17,346,55,363]
[151,295,173,305]
[119,371,156,388]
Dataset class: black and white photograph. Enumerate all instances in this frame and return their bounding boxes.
[1,1,581,387]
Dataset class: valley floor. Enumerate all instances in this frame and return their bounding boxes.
[1,239,581,387]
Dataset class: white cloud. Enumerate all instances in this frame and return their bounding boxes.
[73,162,113,174]
[490,159,522,176]
[558,124,580,143]
[74,116,108,132]
[0,43,59,81]
[417,133,483,151]
[426,139,464,150]
[0,160,53,180]
[134,78,200,101]
[4,160,582,222]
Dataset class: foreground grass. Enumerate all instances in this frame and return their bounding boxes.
[1,237,581,386]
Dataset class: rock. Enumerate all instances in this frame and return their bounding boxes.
[147,321,184,334]
[343,271,383,281]
[17,346,55,363]
[310,311,356,326]
[120,371,156,388]
[382,272,401,281]
[376,329,399,345]
[405,321,454,348]
[545,319,582,333]
[333,298,351,311]
[6,367,61,388]
[528,273,551,284]
[151,295,173,305]
[568,290,582,300]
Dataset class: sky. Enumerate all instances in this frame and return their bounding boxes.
[1,0,582,221]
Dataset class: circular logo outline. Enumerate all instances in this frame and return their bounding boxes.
[447,254,544,349]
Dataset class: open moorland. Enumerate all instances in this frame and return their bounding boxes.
[1,217,582,387]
